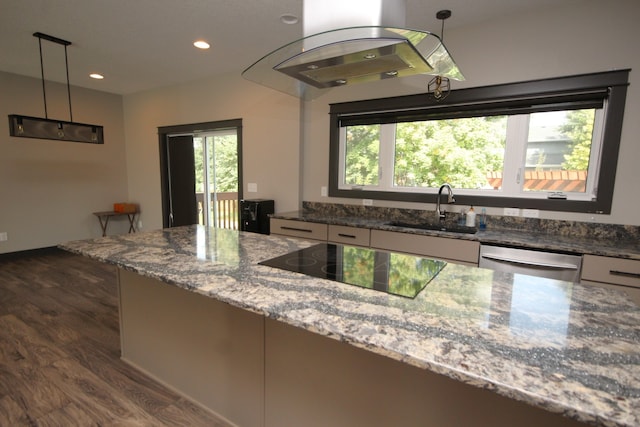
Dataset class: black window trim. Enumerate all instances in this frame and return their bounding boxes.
[328,70,630,214]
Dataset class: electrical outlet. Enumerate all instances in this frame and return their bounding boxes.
[522,209,539,218]
[0,232,7,242]
[321,186,328,197]
[503,208,520,217]
[362,199,373,206]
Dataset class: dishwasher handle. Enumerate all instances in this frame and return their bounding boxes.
[480,253,579,270]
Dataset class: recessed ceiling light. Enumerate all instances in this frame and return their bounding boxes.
[280,14,299,25]
[193,40,210,49]
[89,73,104,80]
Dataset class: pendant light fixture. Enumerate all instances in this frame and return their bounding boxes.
[428,10,454,101]
[8,32,104,144]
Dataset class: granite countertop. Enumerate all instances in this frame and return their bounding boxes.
[271,210,640,260]
[60,225,640,427]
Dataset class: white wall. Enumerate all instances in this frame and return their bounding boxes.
[123,72,301,232]
[3,0,636,255]
[0,71,128,254]
[301,0,640,225]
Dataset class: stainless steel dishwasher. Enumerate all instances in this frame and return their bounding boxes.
[479,244,582,282]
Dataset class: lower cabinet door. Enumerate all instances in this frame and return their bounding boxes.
[118,269,265,427]
[270,218,328,240]
[264,319,586,427]
[370,229,480,265]
[581,254,640,306]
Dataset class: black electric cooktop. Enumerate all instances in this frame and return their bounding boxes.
[259,243,446,298]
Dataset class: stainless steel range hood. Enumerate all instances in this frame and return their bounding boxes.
[242,0,464,100]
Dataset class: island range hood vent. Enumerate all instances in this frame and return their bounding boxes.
[8,32,104,144]
[242,0,464,100]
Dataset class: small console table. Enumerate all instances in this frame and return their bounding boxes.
[93,211,138,237]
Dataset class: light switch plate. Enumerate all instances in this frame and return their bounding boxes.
[0,232,7,241]
[247,183,258,192]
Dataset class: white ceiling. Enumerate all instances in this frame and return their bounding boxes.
[0,0,561,95]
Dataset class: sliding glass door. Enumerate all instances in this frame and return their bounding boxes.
[159,119,242,230]
[194,129,239,229]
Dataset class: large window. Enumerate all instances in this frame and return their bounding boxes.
[329,70,629,213]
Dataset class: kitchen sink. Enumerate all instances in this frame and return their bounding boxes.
[386,221,478,234]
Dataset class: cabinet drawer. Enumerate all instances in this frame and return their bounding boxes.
[581,255,640,288]
[328,225,370,247]
[580,279,640,306]
[270,219,328,241]
[370,230,479,265]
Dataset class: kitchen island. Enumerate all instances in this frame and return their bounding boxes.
[61,225,640,427]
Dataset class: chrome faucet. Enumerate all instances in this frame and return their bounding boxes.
[436,184,455,220]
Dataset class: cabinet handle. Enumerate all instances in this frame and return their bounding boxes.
[337,233,356,239]
[480,254,578,270]
[610,270,640,279]
[281,226,313,233]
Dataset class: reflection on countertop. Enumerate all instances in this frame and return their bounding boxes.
[60,225,640,427]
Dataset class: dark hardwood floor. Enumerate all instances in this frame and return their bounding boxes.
[0,248,232,426]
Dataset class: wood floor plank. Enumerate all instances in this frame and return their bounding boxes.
[0,314,67,367]
[155,397,235,427]
[0,248,233,426]
[8,364,72,420]
[51,305,121,351]
[37,283,116,319]
[0,363,19,397]
[0,395,33,426]
[10,303,82,345]
[41,357,162,425]
[62,337,179,412]
[3,276,75,316]
[0,285,19,317]
[35,402,103,427]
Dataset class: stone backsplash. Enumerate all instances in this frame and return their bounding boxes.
[301,201,640,242]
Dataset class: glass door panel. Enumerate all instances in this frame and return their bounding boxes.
[194,130,239,229]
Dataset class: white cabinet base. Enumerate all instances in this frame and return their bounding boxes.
[580,255,640,306]
[265,319,587,427]
[328,224,371,246]
[118,269,264,427]
[580,279,640,306]
[371,229,480,265]
[118,268,588,427]
[270,218,328,240]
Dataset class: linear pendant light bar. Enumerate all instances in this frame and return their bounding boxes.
[8,32,104,144]
[8,114,103,143]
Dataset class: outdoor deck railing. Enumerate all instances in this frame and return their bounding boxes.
[195,191,239,230]
[485,170,587,193]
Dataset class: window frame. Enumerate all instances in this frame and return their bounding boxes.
[328,70,630,214]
